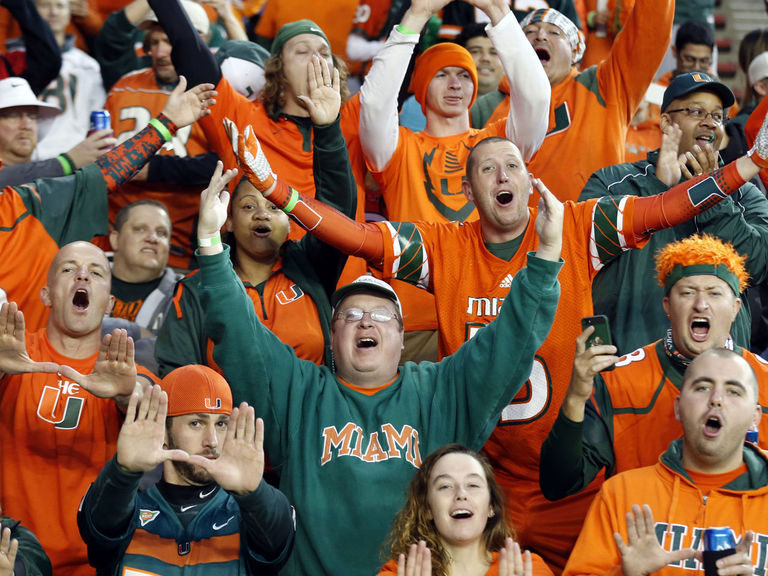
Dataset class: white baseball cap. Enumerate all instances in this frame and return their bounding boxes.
[0,77,61,142]
[139,0,210,37]
[331,275,403,317]
[749,52,768,87]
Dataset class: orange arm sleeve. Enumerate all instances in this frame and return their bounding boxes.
[267,179,386,267]
[631,162,747,239]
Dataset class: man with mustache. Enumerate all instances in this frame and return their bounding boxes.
[78,365,295,575]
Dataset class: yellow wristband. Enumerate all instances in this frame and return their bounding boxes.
[283,188,299,213]
[149,118,173,142]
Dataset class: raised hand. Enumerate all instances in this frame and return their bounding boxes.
[223,118,277,194]
[748,108,768,169]
[198,160,238,241]
[532,177,564,262]
[58,329,137,403]
[0,526,18,576]
[0,302,59,377]
[297,54,341,125]
[614,505,695,576]
[562,326,619,421]
[161,76,218,129]
[116,383,190,473]
[397,541,432,576]
[186,403,265,495]
[461,0,511,26]
[498,538,533,576]
[656,122,684,186]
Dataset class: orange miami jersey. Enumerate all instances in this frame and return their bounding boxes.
[372,195,650,570]
[0,330,156,576]
[105,68,212,268]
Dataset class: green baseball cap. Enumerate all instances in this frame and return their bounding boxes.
[270,19,330,56]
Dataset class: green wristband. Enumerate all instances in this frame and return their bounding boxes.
[396,24,417,35]
[57,153,74,175]
[198,233,222,247]
[149,118,173,142]
[283,188,299,213]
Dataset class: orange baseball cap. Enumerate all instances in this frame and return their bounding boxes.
[160,365,233,417]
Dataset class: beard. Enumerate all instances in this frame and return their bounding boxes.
[166,435,219,485]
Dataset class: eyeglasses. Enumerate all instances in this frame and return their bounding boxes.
[335,307,399,323]
[665,106,724,126]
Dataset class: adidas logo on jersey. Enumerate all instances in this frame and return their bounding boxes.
[499,274,514,288]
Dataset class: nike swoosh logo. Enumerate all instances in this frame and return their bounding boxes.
[212,515,235,531]
[199,487,216,499]
[180,505,197,512]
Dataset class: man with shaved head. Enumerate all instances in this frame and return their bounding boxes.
[0,240,158,575]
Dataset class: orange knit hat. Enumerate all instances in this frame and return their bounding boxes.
[160,365,233,417]
[410,42,478,115]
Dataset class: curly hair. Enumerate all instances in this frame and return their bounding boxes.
[382,444,513,576]
[655,234,749,292]
[262,52,350,119]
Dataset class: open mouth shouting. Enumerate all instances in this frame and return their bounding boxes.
[357,336,378,349]
[72,288,90,312]
[703,413,723,437]
[495,190,515,206]
[690,317,710,342]
[251,224,272,238]
[534,45,551,64]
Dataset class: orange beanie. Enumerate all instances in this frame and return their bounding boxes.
[410,43,478,115]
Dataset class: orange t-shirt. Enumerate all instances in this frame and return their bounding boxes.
[0,329,156,576]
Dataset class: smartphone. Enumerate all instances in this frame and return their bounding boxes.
[581,315,615,371]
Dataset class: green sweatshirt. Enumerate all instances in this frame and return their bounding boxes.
[199,246,562,576]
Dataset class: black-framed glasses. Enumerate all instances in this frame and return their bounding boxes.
[665,106,724,125]
[335,307,399,323]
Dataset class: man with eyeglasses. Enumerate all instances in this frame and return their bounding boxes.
[193,157,565,576]
[580,71,768,355]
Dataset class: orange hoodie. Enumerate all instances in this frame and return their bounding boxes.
[564,440,768,576]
